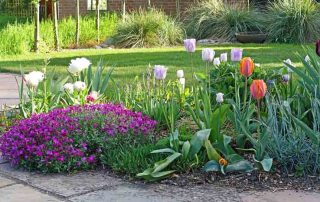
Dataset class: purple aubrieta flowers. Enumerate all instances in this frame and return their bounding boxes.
[0,104,157,171]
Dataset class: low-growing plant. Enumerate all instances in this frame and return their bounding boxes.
[0,104,157,172]
[266,0,320,43]
[112,8,184,48]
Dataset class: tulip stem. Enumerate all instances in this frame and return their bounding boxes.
[218,103,222,143]
[243,77,248,109]
[190,53,194,83]
[289,72,293,98]
[257,99,261,138]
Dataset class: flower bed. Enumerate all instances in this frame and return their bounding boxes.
[0,104,156,172]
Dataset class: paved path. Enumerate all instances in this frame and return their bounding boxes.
[0,73,20,110]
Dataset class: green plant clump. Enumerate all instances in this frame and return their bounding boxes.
[266,0,320,43]
[112,8,184,48]
[184,0,265,41]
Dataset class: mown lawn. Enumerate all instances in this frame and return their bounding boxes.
[0,43,310,83]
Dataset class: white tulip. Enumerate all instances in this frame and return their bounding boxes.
[220,53,228,62]
[179,78,185,90]
[213,58,221,66]
[63,83,74,93]
[216,93,224,103]
[176,70,184,78]
[73,81,86,91]
[284,59,295,73]
[305,55,310,63]
[24,71,44,88]
[68,58,91,75]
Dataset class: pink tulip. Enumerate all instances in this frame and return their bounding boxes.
[231,48,243,62]
[184,39,196,53]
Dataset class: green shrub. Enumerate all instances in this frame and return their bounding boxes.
[112,8,184,48]
[0,13,118,55]
[184,0,265,40]
[266,0,320,43]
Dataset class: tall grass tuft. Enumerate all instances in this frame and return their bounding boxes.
[112,8,184,48]
[266,0,320,43]
[0,13,118,55]
[184,0,265,40]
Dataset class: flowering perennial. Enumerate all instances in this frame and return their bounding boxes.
[0,104,157,172]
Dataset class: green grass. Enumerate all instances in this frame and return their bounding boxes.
[0,43,310,84]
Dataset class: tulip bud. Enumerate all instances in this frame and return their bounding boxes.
[213,58,221,66]
[220,53,228,62]
[86,91,99,103]
[284,59,294,73]
[240,57,254,77]
[316,40,320,57]
[63,83,74,93]
[305,55,311,63]
[176,70,184,78]
[154,65,168,80]
[202,48,215,62]
[216,93,224,103]
[250,80,267,100]
[68,58,91,75]
[73,81,86,91]
[184,39,196,53]
[231,48,243,62]
[282,74,290,83]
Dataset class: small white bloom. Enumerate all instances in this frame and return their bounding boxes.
[255,63,261,68]
[220,53,228,62]
[213,58,221,66]
[284,59,295,73]
[305,55,310,63]
[179,78,185,90]
[68,58,91,75]
[216,93,224,103]
[176,70,184,78]
[24,71,44,87]
[63,83,74,93]
[73,81,86,91]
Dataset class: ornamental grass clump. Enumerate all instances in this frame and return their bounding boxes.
[0,104,157,172]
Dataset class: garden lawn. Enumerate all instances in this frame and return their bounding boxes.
[0,43,311,84]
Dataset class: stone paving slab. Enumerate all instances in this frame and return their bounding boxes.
[0,184,62,202]
[0,156,8,164]
[0,73,21,108]
[28,171,124,197]
[240,190,320,202]
[0,163,33,182]
[0,175,15,188]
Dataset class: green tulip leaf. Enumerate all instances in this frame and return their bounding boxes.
[182,141,191,159]
[255,157,273,172]
[203,160,221,172]
[149,170,176,181]
[205,140,221,161]
[189,129,211,157]
[153,152,181,173]
[151,148,176,154]
[225,160,254,173]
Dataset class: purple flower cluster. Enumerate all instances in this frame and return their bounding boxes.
[0,104,157,172]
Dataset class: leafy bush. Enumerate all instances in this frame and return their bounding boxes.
[112,8,184,48]
[0,13,118,55]
[184,0,265,40]
[266,0,320,43]
[0,104,157,172]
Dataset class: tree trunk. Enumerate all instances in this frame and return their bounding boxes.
[76,0,80,48]
[91,0,93,10]
[176,0,180,20]
[53,0,59,51]
[121,0,126,22]
[147,0,151,8]
[34,1,40,53]
[96,0,100,43]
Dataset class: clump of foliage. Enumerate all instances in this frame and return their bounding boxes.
[0,104,157,172]
[184,0,265,40]
[0,13,118,55]
[112,8,184,48]
[266,0,320,43]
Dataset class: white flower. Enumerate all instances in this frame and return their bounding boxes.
[63,83,74,93]
[216,93,224,103]
[305,55,310,63]
[220,53,228,62]
[284,59,295,73]
[176,70,184,78]
[202,48,215,62]
[213,58,221,66]
[73,81,86,91]
[255,63,261,68]
[68,58,91,75]
[24,71,44,88]
[179,78,185,90]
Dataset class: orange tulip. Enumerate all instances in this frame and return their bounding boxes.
[250,80,267,100]
[240,57,254,77]
[219,158,228,166]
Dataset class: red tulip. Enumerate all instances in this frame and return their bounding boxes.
[240,57,254,77]
[250,80,267,100]
[316,40,320,57]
